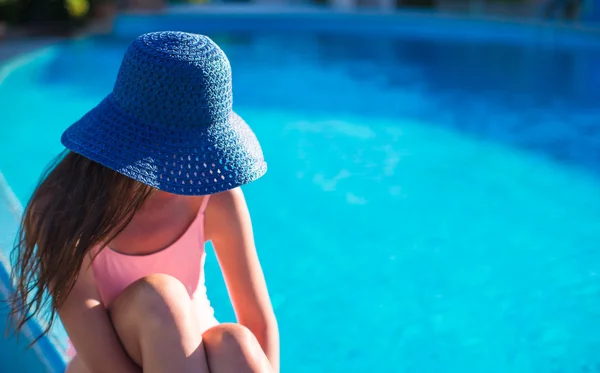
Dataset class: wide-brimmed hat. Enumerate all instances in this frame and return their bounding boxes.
[61,31,266,195]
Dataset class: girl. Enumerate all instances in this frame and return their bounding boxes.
[9,31,279,373]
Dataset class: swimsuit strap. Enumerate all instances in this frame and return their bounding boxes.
[199,195,211,215]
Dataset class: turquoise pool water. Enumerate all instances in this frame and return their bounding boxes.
[1,27,600,372]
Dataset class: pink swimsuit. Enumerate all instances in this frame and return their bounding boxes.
[67,196,217,358]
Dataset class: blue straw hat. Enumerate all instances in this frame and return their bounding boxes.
[61,31,266,196]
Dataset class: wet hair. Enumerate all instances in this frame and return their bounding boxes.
[7,151,153,342]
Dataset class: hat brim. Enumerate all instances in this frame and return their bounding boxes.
[61,94,267,196]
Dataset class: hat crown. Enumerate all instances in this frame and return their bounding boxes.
[112,31,233,128]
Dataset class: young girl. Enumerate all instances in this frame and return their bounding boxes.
[9,31,279,373]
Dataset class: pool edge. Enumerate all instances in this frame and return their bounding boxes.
[0,170,68,373]
[112,5,600,50]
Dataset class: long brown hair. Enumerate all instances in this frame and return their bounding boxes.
[8,150,153,342]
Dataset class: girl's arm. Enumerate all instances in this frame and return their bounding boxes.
[58,254,141,373]
[205,187,280,373]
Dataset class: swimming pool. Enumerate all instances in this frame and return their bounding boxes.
[1,9,600,373]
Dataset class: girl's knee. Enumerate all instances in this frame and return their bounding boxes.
[202,323,258,352]
[202,324,272,372]
[110,274,192,327]
[107,274,202,367]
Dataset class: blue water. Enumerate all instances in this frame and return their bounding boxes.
[1,31,600,373]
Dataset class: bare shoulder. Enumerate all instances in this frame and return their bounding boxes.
[207,187,245,210]
[204,188,250,240]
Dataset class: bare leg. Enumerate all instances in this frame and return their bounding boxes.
[64,274,272,373]
[108,273,209,373]
[203,323,273,373]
